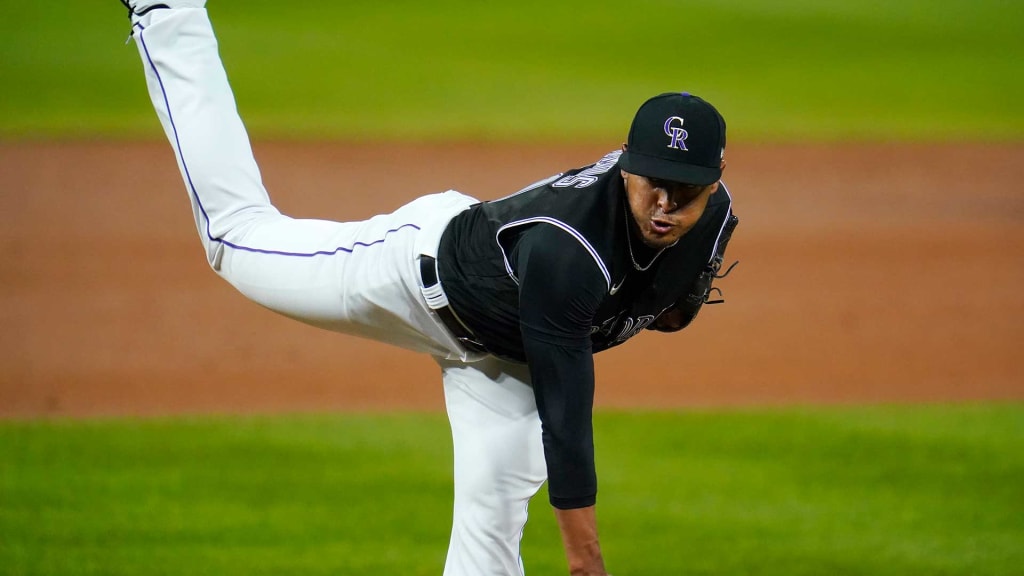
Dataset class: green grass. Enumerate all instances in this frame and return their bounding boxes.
[2,405,1022,575]
[1,0,1021,141]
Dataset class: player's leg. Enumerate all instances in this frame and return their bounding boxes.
[126,6,477,357]
[438,356,548,576]
[127,4,266,258]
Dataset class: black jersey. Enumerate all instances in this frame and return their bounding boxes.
[437,150,734,508]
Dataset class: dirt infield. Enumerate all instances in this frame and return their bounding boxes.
[1,141,1021,417]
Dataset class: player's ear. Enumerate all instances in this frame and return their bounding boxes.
[621,143,628,152]
[708,159,727,191]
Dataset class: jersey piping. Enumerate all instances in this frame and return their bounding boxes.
[705,183,734,264]
[495,218,612,289]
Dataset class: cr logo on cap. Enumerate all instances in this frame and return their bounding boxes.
[663,116,688,151]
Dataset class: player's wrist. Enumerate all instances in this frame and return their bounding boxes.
[555,506,607,575]
[566,547,607,576]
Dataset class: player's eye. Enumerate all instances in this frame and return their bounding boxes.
[649,177,701,195]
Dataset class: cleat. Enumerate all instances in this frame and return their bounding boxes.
[118,0,205,38]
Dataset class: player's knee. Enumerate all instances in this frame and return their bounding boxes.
[203,242,225,270]
[455,450,545,513]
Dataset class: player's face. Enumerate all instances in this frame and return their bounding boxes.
[622,169,720,248]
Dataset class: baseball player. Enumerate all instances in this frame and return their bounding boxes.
[119,2,738,575]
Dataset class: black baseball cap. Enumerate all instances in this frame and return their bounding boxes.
[619,92,726,186]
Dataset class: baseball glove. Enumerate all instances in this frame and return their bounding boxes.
[649,213,739,332]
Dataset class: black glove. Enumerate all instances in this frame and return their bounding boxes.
[650,213,739,333]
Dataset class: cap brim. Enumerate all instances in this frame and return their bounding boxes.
[619,150,721,186]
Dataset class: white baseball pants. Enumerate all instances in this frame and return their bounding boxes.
[130,8,547,575]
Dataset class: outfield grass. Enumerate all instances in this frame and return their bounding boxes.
[2,404,1022,575]
[1,1,1021,140]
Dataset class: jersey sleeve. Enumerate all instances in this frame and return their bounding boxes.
[513,224,607,509]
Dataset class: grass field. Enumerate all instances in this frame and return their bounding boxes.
[2,404,1022,575]
[1,0,1021,140]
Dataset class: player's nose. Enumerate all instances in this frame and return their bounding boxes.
[656,189,678,213]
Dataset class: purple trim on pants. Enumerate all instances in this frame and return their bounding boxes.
[135,20,419,258]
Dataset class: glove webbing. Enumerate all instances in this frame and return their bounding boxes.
[673,213,740,329]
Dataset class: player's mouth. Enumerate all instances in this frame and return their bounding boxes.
[649,218,675,235]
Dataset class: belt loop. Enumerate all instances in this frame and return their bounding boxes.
[420,255,449,310]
